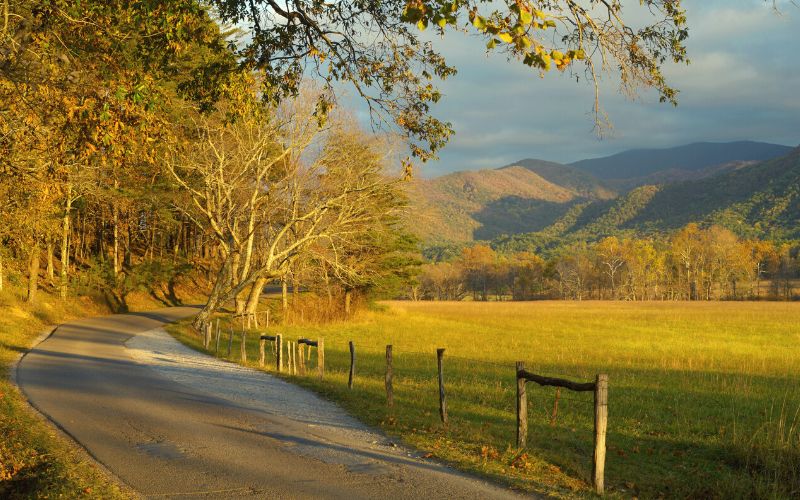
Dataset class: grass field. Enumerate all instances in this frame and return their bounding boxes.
[170,300,800,498]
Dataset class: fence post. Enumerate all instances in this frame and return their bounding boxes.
[317,338,325,379]
[298,342,305,375]
[348,341,355,389]
[258,337,266,367]
[385,345,394,407]
[240,332,247,363]
[215,320,220,354]
[227,326,233,357]
[276,333,283,372]
[204,323,211,349]
[437,348,447,424]
[593,374,608,495]
[516,361,527,448]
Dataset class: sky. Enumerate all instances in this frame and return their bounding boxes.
[385,0,800,177]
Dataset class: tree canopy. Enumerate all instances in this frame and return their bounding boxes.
[208,0,689,161]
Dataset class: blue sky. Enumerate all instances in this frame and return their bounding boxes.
[397,0,800,176]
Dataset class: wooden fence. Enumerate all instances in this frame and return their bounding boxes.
[196,322,610,495]
[516,362,608,495]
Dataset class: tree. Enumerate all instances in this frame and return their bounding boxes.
[595,236,626,299]
[460,244,496,300]
[167,86,408,327]
[209,0,689,162]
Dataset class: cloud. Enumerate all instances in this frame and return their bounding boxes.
[413,0,800,175]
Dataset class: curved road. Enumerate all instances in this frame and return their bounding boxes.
[16,308,522,499]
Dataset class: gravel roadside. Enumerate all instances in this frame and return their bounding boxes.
[125,327,524,498]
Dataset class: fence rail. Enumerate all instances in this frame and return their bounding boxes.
[516,362,608,495]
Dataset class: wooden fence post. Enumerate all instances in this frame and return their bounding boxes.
[348,341,355,389]
[516,361,527,448]
[276,333,283,372]
[227,326,233,357]
[266,309,270,328]
[259,337,266,367]
[385,345,394,407]
[593,374,608,495]
[298,343,306,375]
[215,320,220,354]
[317,338,325,379]
[204,323,211,349]
[240,332,247,363]
[437,348,447,424]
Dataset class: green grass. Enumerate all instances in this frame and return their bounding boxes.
[169,300,800,499]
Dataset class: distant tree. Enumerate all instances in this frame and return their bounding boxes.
[510,251,546,300]
[555,244,594,300]
[594,236,626,299]
[460,244,496,300]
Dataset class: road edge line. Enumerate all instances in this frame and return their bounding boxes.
[9,323,142,499]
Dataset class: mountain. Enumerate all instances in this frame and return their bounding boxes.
[503,159,616,199]
[569,141,792,189]
[407,164,614,242]
[493,146,800,253]
[410,141,798,246]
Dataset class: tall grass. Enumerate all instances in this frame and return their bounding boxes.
[171,300,800,498]
[735,399,800,498]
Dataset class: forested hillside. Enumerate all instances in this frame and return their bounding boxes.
[569,141,792,187]
[412,142,799,247]
[408,166,594,241]
[493,145,800,255]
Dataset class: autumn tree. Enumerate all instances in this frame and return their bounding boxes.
[207,0,689,164]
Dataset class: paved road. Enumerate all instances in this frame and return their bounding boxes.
[16,308,523,499]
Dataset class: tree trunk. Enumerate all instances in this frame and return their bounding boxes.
[0,252,4,292]
[244,276,267,316]
[193,259,232,329]
[231,252,246,314]
[281,276,288,311]
[60,189,72,299]
[113,208,120,279]
[26,244,40,303]
[46,240,54,282]
[344,289,352,316]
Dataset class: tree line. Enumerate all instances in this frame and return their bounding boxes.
[414,224,800,301]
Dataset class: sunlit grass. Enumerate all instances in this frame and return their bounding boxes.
[171,300,800,498]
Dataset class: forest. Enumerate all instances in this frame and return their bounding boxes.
[0,1,421,328]
[417,224,800,301]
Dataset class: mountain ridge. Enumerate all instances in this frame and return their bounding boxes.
[410,140,798,245]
